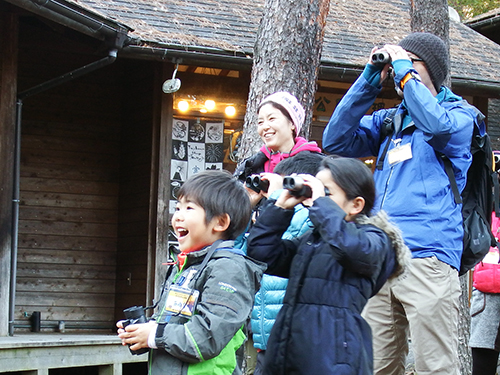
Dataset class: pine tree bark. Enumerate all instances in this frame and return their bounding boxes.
[409,0,451,86]
[237,0,330,162]
[458,275,472,375]
[410,1,471,374]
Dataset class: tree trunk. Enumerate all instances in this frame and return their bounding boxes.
[410,1,471,374]
[237,0,330,162]
[458,274,472,375]
[409,0,451,86]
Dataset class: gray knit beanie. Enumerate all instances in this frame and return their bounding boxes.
[399,32,449,90]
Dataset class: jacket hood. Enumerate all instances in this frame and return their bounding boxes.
[356,210,411,279]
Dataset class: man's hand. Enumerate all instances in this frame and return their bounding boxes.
[368,46,393,85]
[383,44,411,63]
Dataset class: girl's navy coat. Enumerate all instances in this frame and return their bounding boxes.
[247,197,409,375]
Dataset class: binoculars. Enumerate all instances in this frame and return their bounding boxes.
[122,306,149,355]
[283,176,312,198]
[371,50,391,66]
[246,174,269,193]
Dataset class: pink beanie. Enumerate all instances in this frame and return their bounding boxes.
[260,91,305,135]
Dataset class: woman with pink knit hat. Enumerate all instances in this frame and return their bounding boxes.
[234,91,322,183]
[234,92,322,375]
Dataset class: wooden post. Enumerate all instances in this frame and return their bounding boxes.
[153,63,174,299]
[0,7,18,337]
[98,364,122,375]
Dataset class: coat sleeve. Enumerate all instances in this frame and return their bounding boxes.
[310,197,394,279]
[247,203,298,278]
[322,75,389,157]
[156,256,261,363]
[402,80,474,159]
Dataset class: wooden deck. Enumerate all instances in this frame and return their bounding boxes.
[0,333,147,374]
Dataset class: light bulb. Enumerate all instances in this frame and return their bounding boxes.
[205,100,216,111]
[225,105,236,116]
[178,100,189,112]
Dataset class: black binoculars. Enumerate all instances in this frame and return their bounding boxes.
[371,50,391,66]
[283,176,312,198]
[122,306,149,355]
[246,174,269,193]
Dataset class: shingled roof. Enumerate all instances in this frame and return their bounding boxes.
[467,7,500,25]
[17,0,500,88]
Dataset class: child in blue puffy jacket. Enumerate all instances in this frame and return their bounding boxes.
[248,152,324,375]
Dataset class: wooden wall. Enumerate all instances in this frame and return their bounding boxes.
[114,61,155,319]
[0,5,18,336]
[14,16,152,331]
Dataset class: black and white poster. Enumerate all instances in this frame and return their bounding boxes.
[170,118,224,213]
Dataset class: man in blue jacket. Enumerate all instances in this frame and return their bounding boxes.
[322,32,478,375]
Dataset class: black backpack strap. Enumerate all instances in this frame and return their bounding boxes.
[376,108,398,170]
[442,156,462,205]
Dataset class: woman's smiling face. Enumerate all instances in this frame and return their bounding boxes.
[257,103,296,153]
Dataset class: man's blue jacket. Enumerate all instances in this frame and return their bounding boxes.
[322,74,478,270]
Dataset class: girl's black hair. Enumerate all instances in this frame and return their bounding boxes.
[177,170,251,240]
[258,101,297,139]
[320,156,375,216]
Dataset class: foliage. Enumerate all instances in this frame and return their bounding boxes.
[449,0,500,21]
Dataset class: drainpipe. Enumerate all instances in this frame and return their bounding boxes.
[9,45,121,336]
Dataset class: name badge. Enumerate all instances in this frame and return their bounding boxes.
[388,143,412,165]
[164,286,199,317]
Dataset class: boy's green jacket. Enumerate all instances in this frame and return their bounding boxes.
[148,240,265,375]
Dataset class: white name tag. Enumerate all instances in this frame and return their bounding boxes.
[164,286,199,317]
[388,143,412,165]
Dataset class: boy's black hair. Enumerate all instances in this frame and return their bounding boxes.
[177,170,251,240]
[320,156,375,216]
[274,152,324,176]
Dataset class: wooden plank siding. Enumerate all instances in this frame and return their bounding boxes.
[0,5,18,336]
[13,18,154,332]
[114,61,156,320]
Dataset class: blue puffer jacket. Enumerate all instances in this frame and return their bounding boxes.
[322,74,477,270]
[250,199,312,350]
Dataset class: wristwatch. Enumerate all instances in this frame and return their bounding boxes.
[400,71,421,90]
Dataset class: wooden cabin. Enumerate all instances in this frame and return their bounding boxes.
[1,0,500,373]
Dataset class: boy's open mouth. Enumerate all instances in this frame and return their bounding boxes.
[177,228,188,238]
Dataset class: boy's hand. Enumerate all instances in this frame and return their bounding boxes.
[259,172,283,197]
[244,185,264,208]
[117,320,157,351]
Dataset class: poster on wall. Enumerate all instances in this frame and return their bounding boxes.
[188,143,205,178]
[170,118,224,213]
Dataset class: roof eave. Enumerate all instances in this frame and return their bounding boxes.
[121,44,500,97]
[4,0,132,42]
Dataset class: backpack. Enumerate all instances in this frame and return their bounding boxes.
[378,102,497,276]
